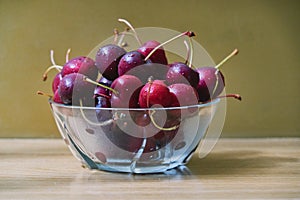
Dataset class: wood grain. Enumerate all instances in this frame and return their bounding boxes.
[0,138,299,199]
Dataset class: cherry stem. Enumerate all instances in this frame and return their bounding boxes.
[65,48,71,63]
[188,37,194,68]
[79,99,114,126]
[50,50,56,66]
[218,94,242,101]
[146,77,154,108]
[149,110,179,131]
[183,38,194,68]
[184,40,190,65]
[117,28,131,47]
[36,90,53,98]
[42,65,63,81]
[113,28,119,44]
[43,49,63,81]
[83,76,118,95]
[215,49,239,69]
[144,31,195,61]
[118,18,142,46]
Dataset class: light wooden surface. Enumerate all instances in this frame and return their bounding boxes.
[0,138,299,199]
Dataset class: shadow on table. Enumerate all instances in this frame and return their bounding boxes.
[187,149,298,176]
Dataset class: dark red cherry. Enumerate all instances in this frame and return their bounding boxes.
[95,96,112,123]
[138,40,168,65]
[169,83,199,107]
[103,115,180,153]
[53,90,63,104]
[117,51,146,76]
[196,49,239,102]
[166,62,199,88]
[110,75,143,108]
[168,83,199,118]
[52,72,62,93]
[61,56,98,80]
[139,80,173,108]
[58,73,95,106]
[196,67,225,102]
[95,44,126,81]
[125,63,169,84]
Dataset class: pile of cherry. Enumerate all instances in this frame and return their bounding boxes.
[39,19,240,112]
[38,19,242,153]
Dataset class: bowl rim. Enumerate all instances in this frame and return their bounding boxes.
[49,98,220,111]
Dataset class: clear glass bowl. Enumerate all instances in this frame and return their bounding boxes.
[49,99,220,174]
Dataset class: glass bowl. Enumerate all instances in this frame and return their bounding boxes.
[49,99,220,174]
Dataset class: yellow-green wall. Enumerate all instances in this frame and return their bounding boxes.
[0,0,299,138]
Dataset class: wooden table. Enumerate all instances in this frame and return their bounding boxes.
[0,138,299,199]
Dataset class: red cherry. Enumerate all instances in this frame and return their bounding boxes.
[95,44,126,81]
[168,83,199,118]
[110,75,143,108]
[169,83,199,107]
[196,49,238,102]
[58,73,95,106]
[138,80,173,108]
[166,62,199,88]
[196,67,225,102]
[138,40,168,65]
[61,56,98,81]
[118,51,146,76]
[52,72,62,93]
[53,90,63,104]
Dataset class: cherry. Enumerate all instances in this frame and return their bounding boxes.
[117,51,146,76]
[168,83,199,107]
[196,67,225,102]
[139,80,174,108]
[166,62,199,88]
[52,72,62,93]
[196,49,238,102]
[58,73,95,106]
[125,62,169,84]
[95,96,112,123]
[168,83,199,118]
[110,75,143,108]
[53,90,63,104]
[95,44,126,81]
[132,111,151,127]
[61,56,98,80]
[137,40,168,65]
[103,115,180,153]
[84,74,142,108]
[103,121,150,153]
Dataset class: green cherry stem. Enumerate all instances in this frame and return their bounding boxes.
[144,31,195,61]
[65,48,71,63]
[215,49,239,69]
[149,110,179,131]
[188,37,194,68]
[36,90,52,98]
[42,50,63,81]
[118,18,142,46]
[217,94,242,101]
[83,76,118,95]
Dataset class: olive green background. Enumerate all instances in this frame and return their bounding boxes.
[0,0,299,138]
